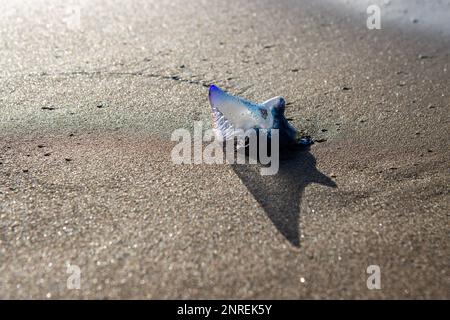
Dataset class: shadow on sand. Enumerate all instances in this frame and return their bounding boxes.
[232,145,336,247]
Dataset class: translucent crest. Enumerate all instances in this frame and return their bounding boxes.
[209,85,274,143]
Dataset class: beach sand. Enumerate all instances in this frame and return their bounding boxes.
[0,0,449,298]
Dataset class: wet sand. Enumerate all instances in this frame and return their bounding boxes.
[0,0,449,298]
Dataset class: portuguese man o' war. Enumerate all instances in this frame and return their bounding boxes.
[208,85,312,148]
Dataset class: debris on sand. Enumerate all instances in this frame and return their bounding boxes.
[97,101,109,108]
[418,54,432,60]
